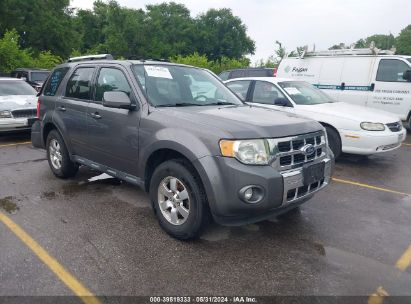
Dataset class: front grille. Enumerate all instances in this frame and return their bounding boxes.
[11,109,36,118]
[286,179,325,202]
[386,122,402,132]
[273,131,326,171]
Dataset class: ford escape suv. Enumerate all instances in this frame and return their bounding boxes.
[31,54,334,240]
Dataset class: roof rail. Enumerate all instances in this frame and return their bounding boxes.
[67,54,114,63]
[286,42,396,59]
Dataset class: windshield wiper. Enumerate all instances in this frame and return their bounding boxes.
[156,102,200,107]
[204,101,238,106]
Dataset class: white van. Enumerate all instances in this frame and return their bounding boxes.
[277,48,411,129]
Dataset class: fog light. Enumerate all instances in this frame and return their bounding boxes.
[244,188,253,200]
[238,185,264,204]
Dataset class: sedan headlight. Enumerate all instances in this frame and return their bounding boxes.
[220,139,273,165]
[0,110,12,118]
[360,122,385,131]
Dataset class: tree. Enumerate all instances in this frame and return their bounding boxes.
[275,41,286,59]
[0,0,79,57]
[0,30,61,73]
[396,25,411,55]
[195,8,255,61]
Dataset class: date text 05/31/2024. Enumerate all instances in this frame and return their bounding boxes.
[149,297,258,303]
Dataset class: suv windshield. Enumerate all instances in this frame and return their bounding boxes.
[132,64,242,107]
[31,71,50,82]
[0,80,37,96]
[279,81,335,105]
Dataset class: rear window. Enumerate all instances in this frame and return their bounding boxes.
[44,67,69,96]
[0,80,37,96]
[31,71,50,82]
[246,69,274,77]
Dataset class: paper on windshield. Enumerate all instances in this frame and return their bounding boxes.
[284,87,302,95]
[144,66,173,79]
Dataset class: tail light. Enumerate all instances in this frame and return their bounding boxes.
[36,99,41,119]
[273,68,278,77]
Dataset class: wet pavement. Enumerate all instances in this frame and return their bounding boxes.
[0,131,411,299]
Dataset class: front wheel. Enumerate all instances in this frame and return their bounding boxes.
[325,126,342,159]
[149,159,209,240]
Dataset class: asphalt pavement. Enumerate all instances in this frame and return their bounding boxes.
[0,131,411,302]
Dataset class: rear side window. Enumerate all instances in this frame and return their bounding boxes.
[95,68,132,102]
[44,67,69,96]
[219,71,230,81]
[376,59,410,82]
[65,67,94,100]
[226,80,252,101]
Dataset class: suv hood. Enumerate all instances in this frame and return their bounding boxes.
[0,95,37,111]
[156,105,322,138]
[298,102,400,123]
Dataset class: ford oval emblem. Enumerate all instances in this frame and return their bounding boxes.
[301,144,315,156]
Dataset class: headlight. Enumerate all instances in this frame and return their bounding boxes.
[360,122,385,131]
[0,110,12,118]
[220,139,272,165]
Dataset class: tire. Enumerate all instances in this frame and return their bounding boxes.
[46,130,78,178]
[149,159,209,240]
[325,126,342,159]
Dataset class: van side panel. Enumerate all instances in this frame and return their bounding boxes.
[339,57,376,107]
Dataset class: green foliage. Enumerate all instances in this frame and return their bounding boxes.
[170,52,250,74]
[355,34,395,50]
[0,30,62,73]
[396,25,411,55]
[194,8,255,61]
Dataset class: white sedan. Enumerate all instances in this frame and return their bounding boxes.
[0,78,38,132]
[225,77,407,158]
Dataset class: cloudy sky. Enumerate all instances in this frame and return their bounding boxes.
[70,0,410,63]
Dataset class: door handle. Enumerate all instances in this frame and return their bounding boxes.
[90,112,102,119]
[57,106,66,112]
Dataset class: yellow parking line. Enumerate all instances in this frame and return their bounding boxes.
[368,286,389,304]
[396,245,411,271]
[0,212,101,304]
[0,141,31,148]
[332,178,410,196]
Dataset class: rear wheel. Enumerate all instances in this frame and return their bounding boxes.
[325,126,342,159]
[46,130,78,178]
[150,159,209,240]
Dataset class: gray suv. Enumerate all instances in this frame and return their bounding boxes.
[31,55,334,239]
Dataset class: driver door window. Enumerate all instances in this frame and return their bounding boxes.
[95,68,132,102]
[376,59,410,82]
[252,81,286,105]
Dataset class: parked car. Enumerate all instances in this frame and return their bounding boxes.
[10,68,50,92]
[0,78,38,132]
[225,77,407,158]
[31,54,334,239]
[219,68,276,81]
[277,47,411,130]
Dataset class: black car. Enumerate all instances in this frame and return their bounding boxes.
[218,68,276,81]
[10,68,50,92]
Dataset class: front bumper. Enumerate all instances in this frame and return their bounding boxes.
[340,128,407,155]
[194,151,333,226]
[0,117,36,132]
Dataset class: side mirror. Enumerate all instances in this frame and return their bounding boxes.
[274,97,289,106]
[403,70,411,82]
[21,77,27,82]
[102,91,133,109]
